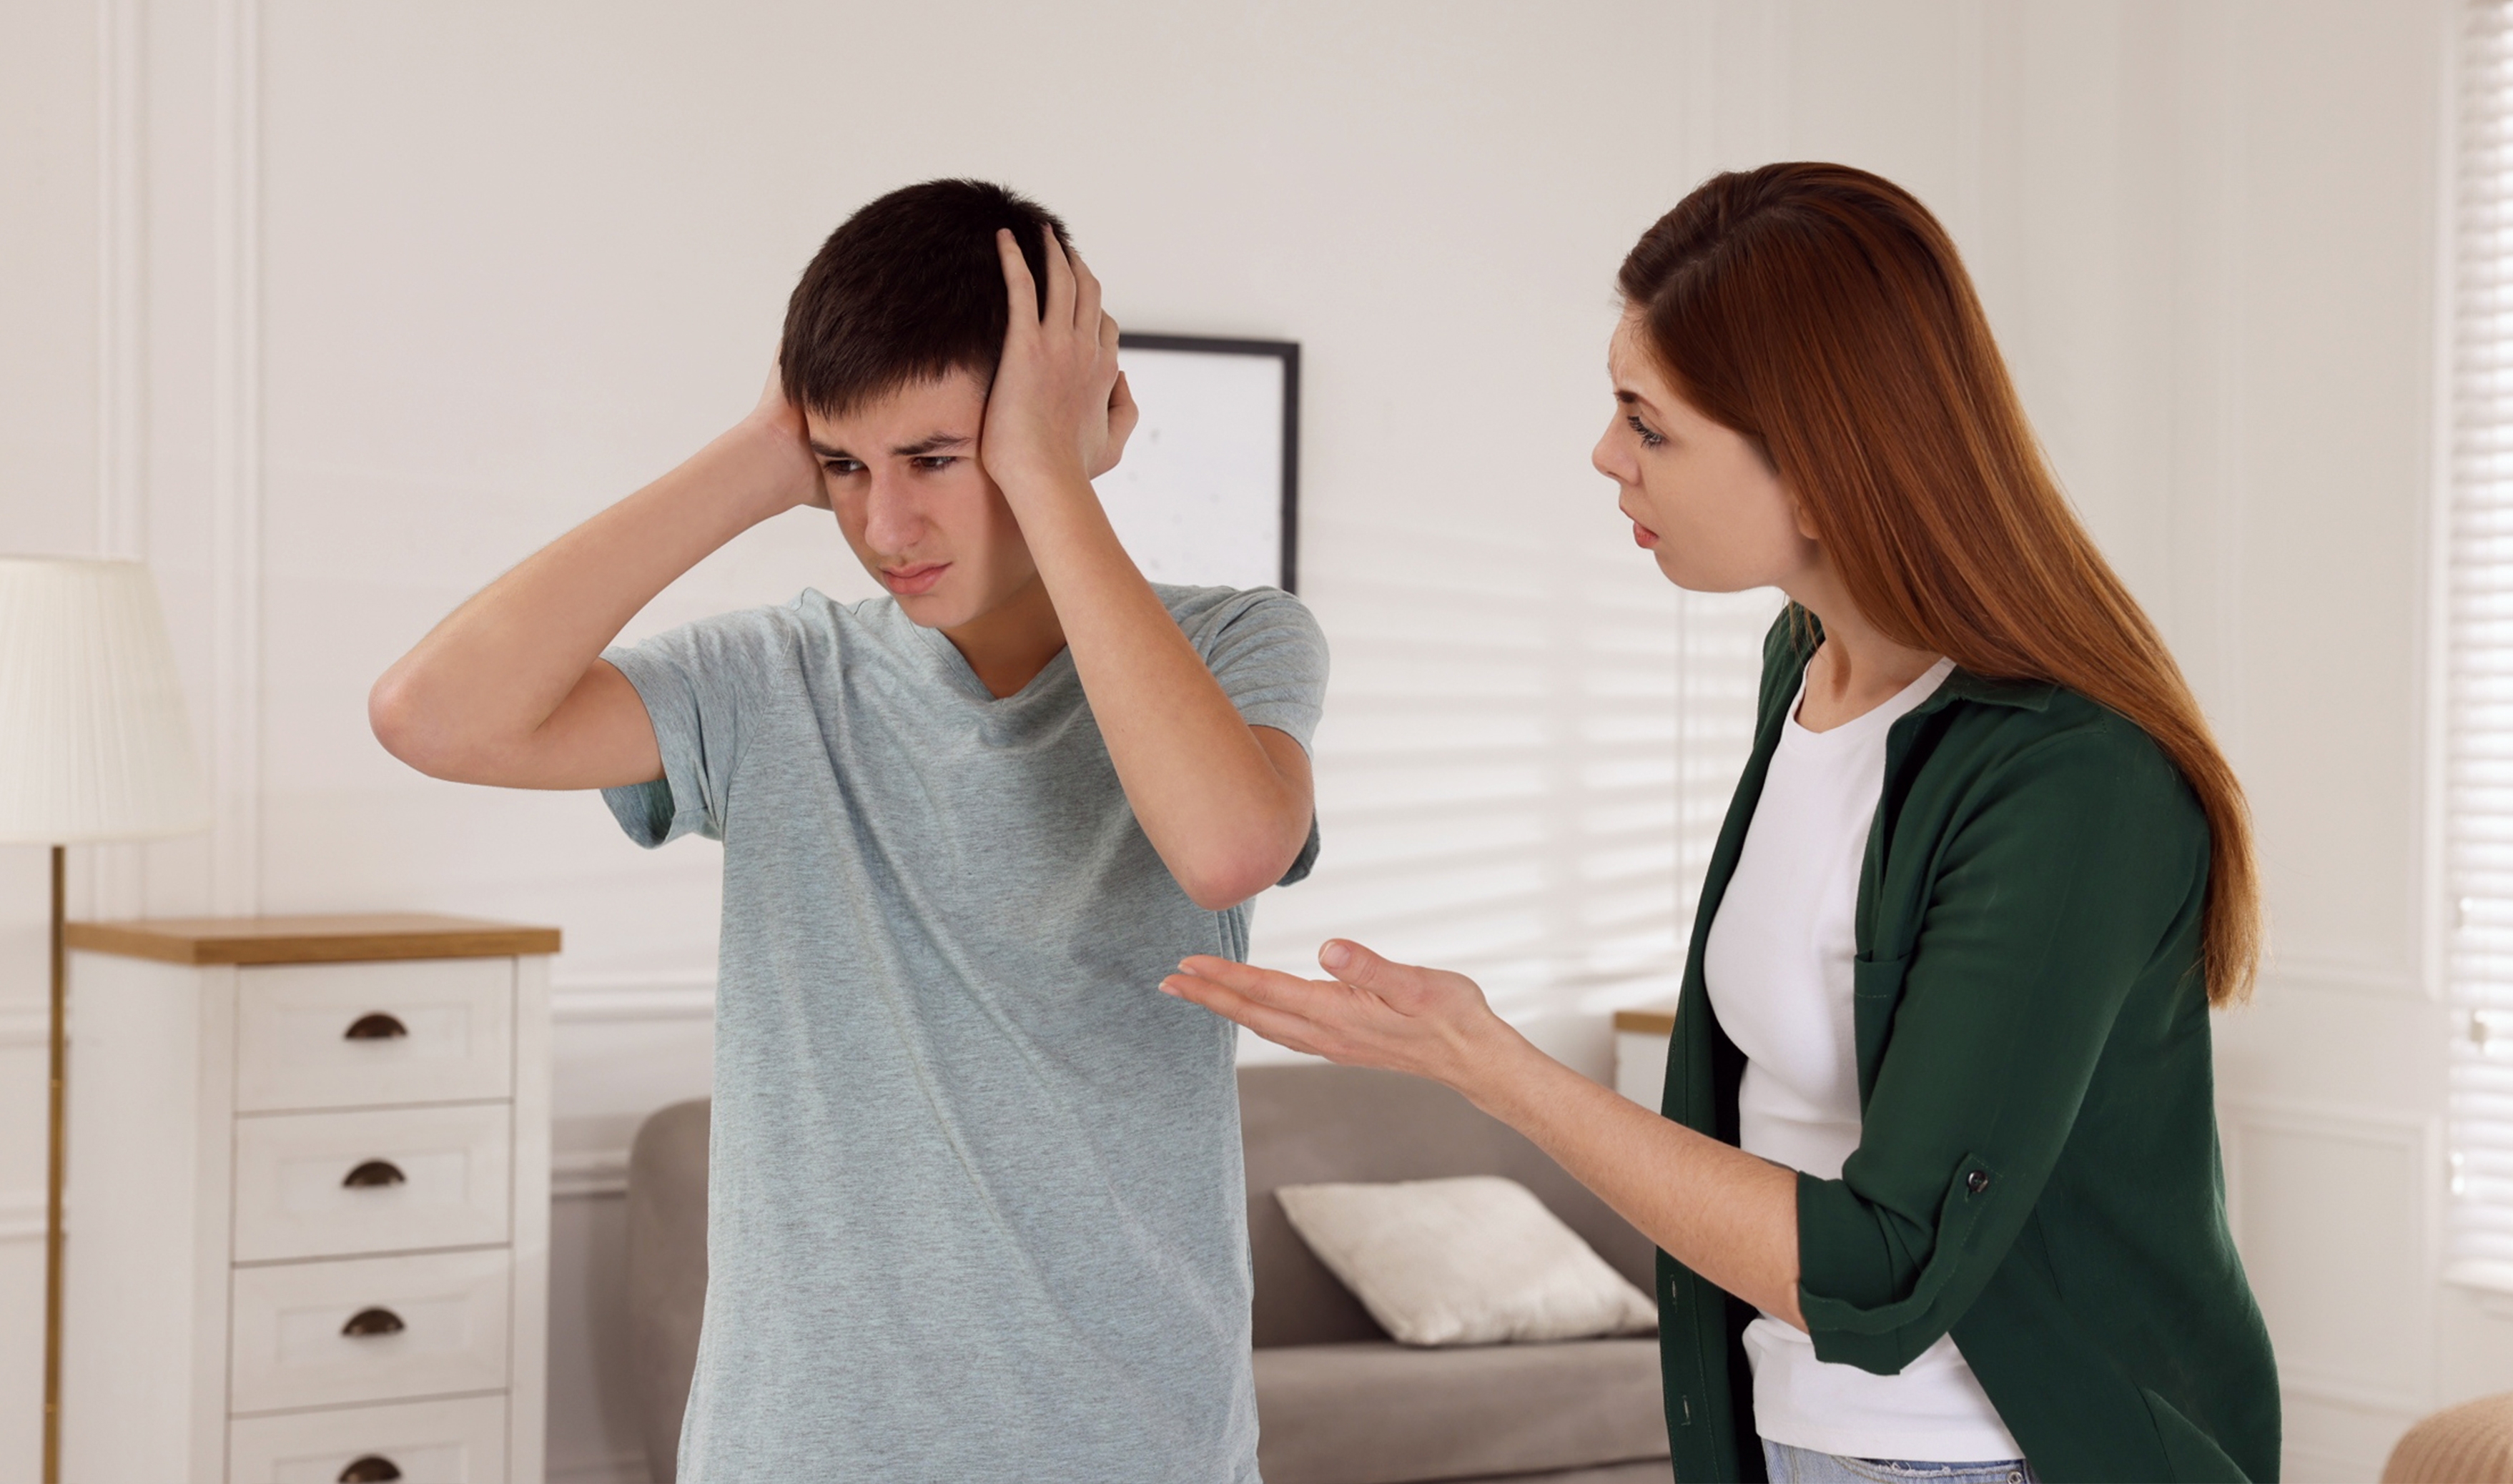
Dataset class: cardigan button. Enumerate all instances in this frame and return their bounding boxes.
[1966,1169,1991,1194]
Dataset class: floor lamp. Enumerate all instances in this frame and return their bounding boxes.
[0,558,208,1484]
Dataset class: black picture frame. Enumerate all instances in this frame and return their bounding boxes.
[1116,332,1302,593]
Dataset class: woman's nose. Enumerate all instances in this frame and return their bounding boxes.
[1592,425,1630,484]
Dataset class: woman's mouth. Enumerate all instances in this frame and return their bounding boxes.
[882,562,950,595]
[1631,521,1660,550]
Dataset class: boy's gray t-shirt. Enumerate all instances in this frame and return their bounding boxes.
[601,583,1326,1484]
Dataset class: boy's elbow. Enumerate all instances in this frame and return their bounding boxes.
[368,672,424,763]
[1179,870,1261,913]
[1175,821,1309,911]
[368,671,472,780]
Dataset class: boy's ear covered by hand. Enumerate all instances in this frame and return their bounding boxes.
[749,356,830,510]
[980,225,1135,495]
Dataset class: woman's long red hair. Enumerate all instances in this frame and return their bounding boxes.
[1624,163,2260,1006]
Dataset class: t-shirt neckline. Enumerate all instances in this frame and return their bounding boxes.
[904,605,1077,706]
[1782,654,1955,753]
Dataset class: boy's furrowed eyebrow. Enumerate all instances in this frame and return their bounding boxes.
[805,432,974,462]
[892,432,972,457]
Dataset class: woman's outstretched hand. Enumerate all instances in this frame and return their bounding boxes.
[1176,939,1808,1327]
[1161,941,1529,1097]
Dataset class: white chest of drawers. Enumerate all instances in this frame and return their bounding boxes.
[59,915,557,1484]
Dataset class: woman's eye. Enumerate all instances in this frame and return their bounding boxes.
[1627,415,1666,449]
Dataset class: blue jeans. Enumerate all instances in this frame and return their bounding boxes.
[1762,1440,2033,1484]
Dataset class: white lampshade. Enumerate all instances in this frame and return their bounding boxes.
[0,557,209,844]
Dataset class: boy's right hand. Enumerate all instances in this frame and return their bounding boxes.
[744,360,830,511]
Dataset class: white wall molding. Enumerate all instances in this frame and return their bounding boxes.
[2444,1260,2513,1312]
[2222,1096,2439,1192]
[2281,1374,2431,1423]
[209,0,262,916]
[94,0,144,563]
[551,976,715,1026]
[0,1007,49,1049]
[2264,954,2426,1001]
[2221,1097,2440,1418]
[0,1190,44,1245]
[89,0,152,927]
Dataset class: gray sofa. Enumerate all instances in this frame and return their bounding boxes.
[625,1064,1672,1483]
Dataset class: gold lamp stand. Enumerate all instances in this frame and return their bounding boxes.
[41,846,64,1484]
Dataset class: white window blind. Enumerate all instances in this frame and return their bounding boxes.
[2449,0,2513,1282]
[1240,517,1777,1033]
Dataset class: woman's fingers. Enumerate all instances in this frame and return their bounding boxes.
[1172,954,1318,1005]
[1172,947,1501,1089]
[1161,967,1330,1057]
[1318,939,1427,1005]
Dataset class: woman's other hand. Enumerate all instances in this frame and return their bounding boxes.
[1162,941,1528,1098]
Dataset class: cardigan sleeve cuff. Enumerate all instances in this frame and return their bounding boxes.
[1795,1153,2003,1374]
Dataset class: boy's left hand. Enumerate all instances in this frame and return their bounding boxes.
[982,226,1140,493]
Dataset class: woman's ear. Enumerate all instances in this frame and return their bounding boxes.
[1788,490,1822,544]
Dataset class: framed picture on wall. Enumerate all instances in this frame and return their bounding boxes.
[1102,333,1300,593]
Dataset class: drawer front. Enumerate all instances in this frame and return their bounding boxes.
[237,959,514,1112]
[229,1394,508,1484]
[234,1104,511,1262]
[231,1250,511,1415]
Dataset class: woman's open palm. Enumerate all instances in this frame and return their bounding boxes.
[1162,941,1504,1091]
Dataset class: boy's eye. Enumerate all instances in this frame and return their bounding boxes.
[821,457,864,476]
[912,456,957,472]
[1626,415,1666,450]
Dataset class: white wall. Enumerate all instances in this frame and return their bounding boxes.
[0,2,2483,1481]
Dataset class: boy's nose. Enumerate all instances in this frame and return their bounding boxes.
[860,477,925,552]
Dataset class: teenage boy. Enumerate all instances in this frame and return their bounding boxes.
[370,179,1325,1483]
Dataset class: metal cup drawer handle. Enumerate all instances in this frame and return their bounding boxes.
[340,1306,405,1337]
[338,1455,403,1482]
[341,1159,406,1189]
[343,1011,408,1040]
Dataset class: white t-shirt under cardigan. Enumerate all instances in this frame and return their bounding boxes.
[1702,655,2025,1463]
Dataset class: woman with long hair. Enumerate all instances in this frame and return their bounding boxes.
[1164,162,2279,1483]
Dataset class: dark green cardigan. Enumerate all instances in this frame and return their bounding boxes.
[1656,612,2279,1483]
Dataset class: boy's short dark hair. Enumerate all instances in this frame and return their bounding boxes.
[780,179,1070,418]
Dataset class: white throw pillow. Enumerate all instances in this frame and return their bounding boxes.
[1274,1175,1659,1347]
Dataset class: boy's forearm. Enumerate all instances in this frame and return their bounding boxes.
[372,419,801,775]
[1008,474,1312,909]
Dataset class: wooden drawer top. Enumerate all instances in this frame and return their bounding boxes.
[1611,1004,1677,1036]
[66,914,561,966]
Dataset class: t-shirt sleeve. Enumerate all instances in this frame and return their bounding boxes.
[1193,588,1330,753]
[1188,588,1330,885]
[598,609,781,848]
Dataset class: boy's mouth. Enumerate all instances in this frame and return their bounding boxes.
[882,562,949,596]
